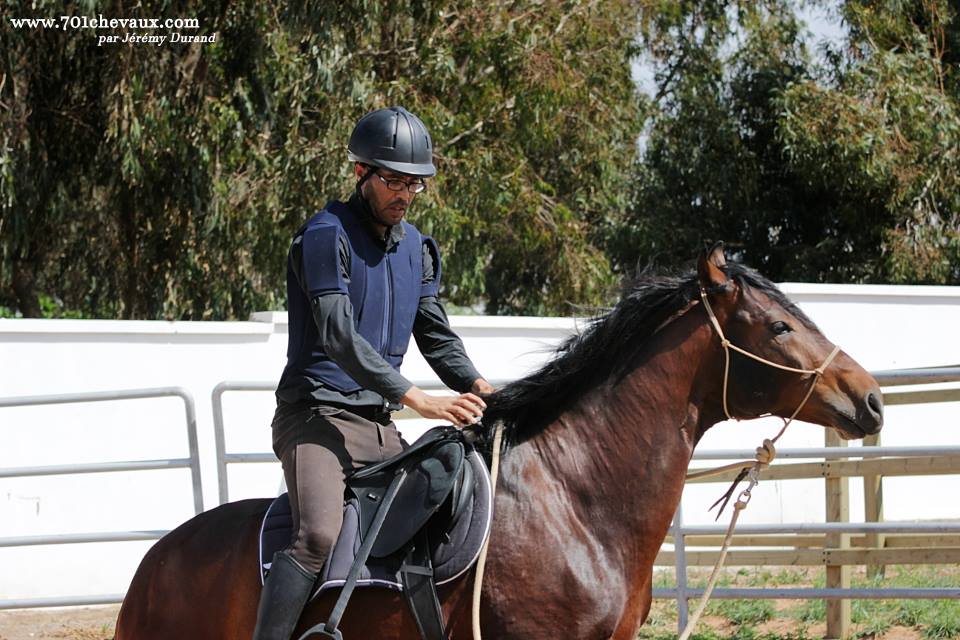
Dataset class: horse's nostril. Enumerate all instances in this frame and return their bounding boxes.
[867,391,883,418]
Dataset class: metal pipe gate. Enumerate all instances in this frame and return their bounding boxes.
[0,388,202,609]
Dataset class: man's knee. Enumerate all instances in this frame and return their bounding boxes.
[289,525,339,574]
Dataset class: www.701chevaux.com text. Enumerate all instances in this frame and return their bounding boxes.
[7,15,216,46]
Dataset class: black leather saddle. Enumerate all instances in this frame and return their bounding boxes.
[350,426,475,558]
[259,426,493,640]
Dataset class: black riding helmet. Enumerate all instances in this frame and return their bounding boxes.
[348,106,437,177]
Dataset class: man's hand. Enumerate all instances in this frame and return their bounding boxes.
[400,386,487,427]
[471,378,496,396]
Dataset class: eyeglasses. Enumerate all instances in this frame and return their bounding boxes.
[375,173,427,194]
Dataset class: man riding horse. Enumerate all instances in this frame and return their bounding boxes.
[254,106,495,640]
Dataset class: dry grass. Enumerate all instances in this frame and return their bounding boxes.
[638,565,960,640]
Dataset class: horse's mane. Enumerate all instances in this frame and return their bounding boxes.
[476,261,816,449]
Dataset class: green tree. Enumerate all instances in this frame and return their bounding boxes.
[779,0,960,283]
[619,0,960,285]
[1,0,645,318]
[619,0,869,280]
[0,0,108,318]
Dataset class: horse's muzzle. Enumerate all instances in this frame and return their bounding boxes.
[857,389,884,435]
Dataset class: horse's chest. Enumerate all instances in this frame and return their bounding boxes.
[486,494,627,638]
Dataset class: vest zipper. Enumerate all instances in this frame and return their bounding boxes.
[384,253,393,356]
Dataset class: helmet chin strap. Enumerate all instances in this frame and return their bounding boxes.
[355,164,376,190]
[354,167,393,229]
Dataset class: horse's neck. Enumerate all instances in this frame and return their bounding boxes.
[505,306,718,547]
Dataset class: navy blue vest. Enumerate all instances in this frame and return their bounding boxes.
[282,200,435,395]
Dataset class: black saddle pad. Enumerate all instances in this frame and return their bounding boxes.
[258,448,493,597]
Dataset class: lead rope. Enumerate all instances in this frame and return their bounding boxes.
[472,423,504,640]
[678,289,840,640]
[677,443,772,640]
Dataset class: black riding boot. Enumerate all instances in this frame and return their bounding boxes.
[252,551,317,640]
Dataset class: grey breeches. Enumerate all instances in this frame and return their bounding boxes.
[271,403,406,574]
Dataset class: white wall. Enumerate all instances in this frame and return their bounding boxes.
[1,284,958,602]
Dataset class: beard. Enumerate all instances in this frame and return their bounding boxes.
[362,184,408,227]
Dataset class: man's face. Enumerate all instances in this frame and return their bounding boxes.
[357,164,425,228]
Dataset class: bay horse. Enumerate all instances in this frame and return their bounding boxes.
[115,245,883,639]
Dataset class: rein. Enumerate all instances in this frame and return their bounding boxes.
[471,422,504,640]
[678,287,840,640]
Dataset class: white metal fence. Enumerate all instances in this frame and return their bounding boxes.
[0,388,203,609]
[2,367,958,620]
[656,367,960,636]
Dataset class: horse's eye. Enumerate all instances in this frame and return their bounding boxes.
[771,321,792,335]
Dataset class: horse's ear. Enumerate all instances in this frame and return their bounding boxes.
[697,241,730,291]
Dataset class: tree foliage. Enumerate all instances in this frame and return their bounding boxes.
[618,0,960,285]
[0,0,643,318]
[779,0,960,283]
[4,1,958,321]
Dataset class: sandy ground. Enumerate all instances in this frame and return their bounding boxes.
[0,606,118,640]
[0,603,938,639]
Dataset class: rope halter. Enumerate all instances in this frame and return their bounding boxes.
[698,286,841,434]
[679,286,844,640]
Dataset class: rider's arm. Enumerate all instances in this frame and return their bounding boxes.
[311,293,413,402]
[413,296,483,393]
[310,285,485,424]
[413,239,493,396]
[406,296,490,424]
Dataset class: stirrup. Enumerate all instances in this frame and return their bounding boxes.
[298,628,342,640]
